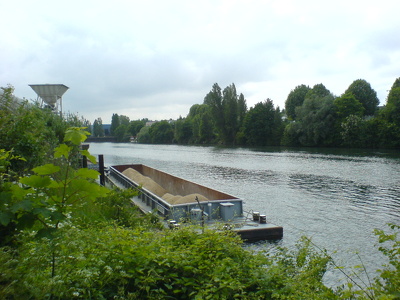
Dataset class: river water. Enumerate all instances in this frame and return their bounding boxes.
[88,142,400,286]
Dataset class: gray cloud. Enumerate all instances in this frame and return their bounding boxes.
[1,0,399,123]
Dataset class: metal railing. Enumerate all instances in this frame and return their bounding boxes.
[109,166,172,218]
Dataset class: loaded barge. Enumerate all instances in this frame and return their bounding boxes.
[106,164,283,242]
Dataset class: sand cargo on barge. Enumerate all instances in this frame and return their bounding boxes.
[106,164,283,242]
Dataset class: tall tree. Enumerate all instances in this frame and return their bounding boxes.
[184,104,214,144]
[391,77,400,89]
[204,83,224,142]
[115,124,128,142]
[237,93,247,130]
[242,99,283,146]
[92,117,104,137]
[204,83,246,145]
[345,79,379,116]
[110,113,120,135]
[385,79,400,126]
[222,83,239,144]
[285,84,311,120]
[119,115,130,127]
[199,109,215,143]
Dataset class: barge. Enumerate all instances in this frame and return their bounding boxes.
[106,164,283,242]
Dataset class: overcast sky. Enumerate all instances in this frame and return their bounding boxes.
[1,0,399,123]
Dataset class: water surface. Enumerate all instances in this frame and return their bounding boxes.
[88,142,400,285]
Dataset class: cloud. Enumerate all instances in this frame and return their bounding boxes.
[1,0,399,123]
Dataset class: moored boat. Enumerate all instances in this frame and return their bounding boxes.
[106,164,283,242]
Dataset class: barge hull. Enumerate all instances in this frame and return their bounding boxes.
[107,164,283,241]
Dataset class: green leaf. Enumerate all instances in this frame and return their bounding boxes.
[32,207,52,218]
[36,227,57,239]
[54,144,72,159]
[20,175,52,188]
[80,149,97,164]
[17,212,36,229]
[50,211,66,222]
[64,127,90,145]
[11,200,33,213]
[48,180,64,189]
[76,168,99,179]
[10,184,30,200]
[0,211,14,226]
[32,164,60,175]
[0,191,12,205]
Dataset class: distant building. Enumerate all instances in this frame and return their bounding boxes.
[102,124,111,135]
[145,121,157,127]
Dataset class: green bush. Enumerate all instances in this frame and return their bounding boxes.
[1,121,399,299]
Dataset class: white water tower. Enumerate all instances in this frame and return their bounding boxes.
[29,84,69,114]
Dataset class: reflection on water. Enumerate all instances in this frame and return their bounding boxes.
[88,142,400,284]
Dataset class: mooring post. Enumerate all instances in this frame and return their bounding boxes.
[81,143,89,168]
[99,154,105,186]
[82,155,88,168]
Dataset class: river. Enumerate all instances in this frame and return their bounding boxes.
[88,142,400,286]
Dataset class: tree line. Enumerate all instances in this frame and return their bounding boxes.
[92,78,400,148]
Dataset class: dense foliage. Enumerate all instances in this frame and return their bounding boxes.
[104,78,400,148]
[0,86,89,174]
[1,88,400,298]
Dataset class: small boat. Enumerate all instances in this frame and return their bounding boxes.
[106,164,283,242]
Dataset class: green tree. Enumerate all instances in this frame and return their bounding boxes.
[306,83,331,99]
[110,113,120,135]
[114,124,128,142]
[92,117,104,137]
[204,83,246,145]
[199,109,215,143]
[119,114,130,127]
[334,92,365,121]
[204,83,224,142]
[282,121,302,146]
[390,77,400,90]
[222,84,239,144]
[285,84,311,120]
[283,84,336,147]
[385,85,400,126]
[128,119,146,137]
[345,79,379,116]
[149,121,174,144]
[237,93,247,127]
[340,115,366,147]
[292,93,337,147]
[137,125,151,143]
[0,85,78,174]
[0,127,109,243]
[185,104,215,144]
[241,99,283,146]
[174,117,193,144]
